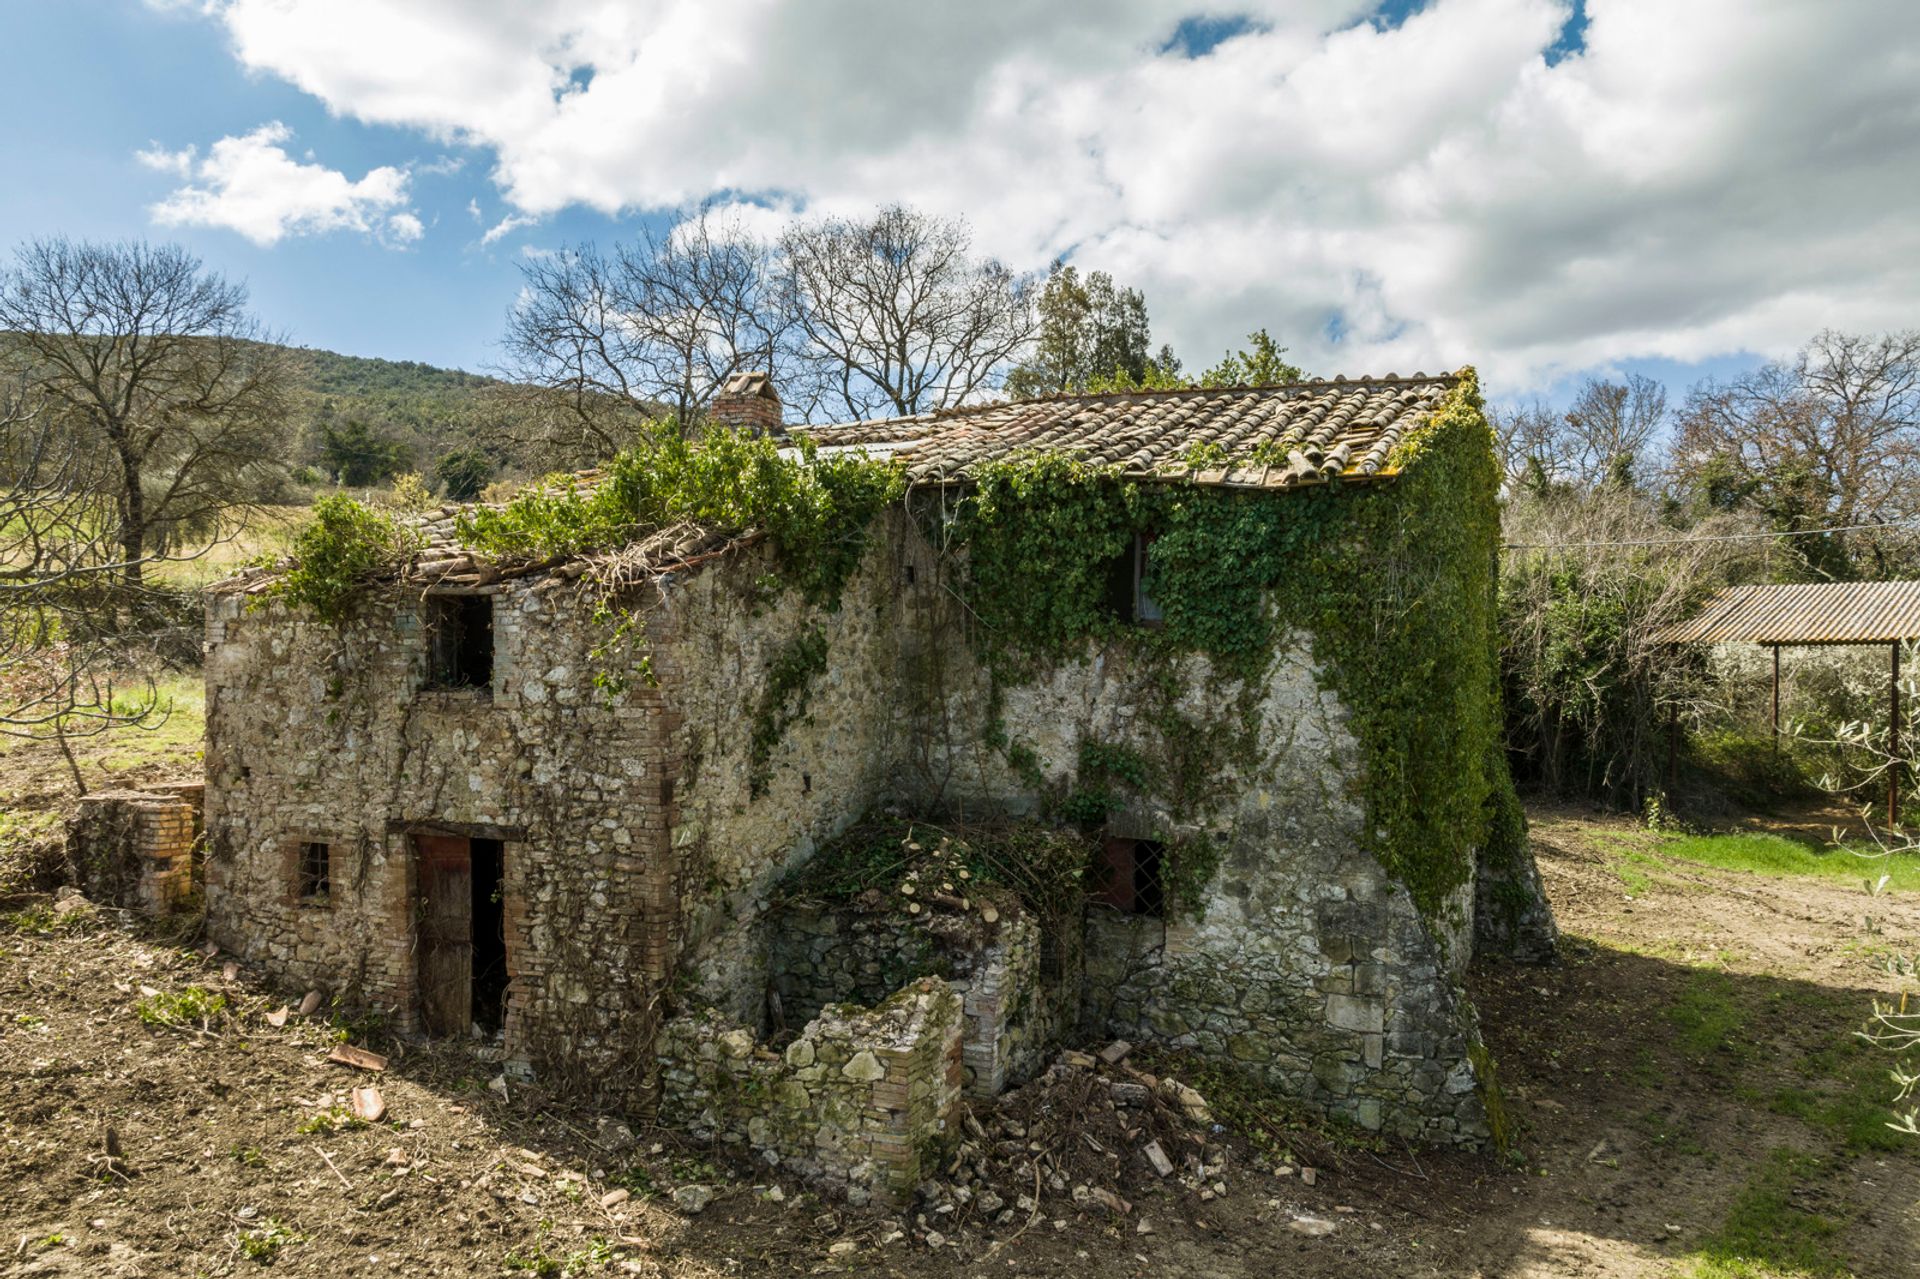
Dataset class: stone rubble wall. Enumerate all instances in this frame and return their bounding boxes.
[657,979,963,1205]
[888,583,1494,1144]
[769,899,1068,1096]
[202,579,679,1104]
[65,790,197,916]
[646,532,909,1024]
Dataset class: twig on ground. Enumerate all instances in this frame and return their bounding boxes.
[319,1147,354,1192]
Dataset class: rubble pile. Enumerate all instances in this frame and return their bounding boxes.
[903,1040,1272,1246]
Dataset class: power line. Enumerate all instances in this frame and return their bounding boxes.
[1502,519,1920,551]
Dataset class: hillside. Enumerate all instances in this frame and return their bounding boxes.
[287,346,520,495]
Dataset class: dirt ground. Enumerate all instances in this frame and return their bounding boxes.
[3,800,1918,1278]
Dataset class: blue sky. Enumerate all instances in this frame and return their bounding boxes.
[0,2,633,373]
[3,1,1913,411]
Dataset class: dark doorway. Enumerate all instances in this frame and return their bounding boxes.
[415,832,509,1037]
[471,838,507,1033]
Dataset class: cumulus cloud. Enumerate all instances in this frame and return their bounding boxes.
[172,0,1920,389]
[138,121,421,247]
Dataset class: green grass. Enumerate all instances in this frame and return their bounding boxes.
[1662,832,1920,892]
[135,985,227,1029]
[1667,969,1750,1065]
[1678,1148,1849,1278]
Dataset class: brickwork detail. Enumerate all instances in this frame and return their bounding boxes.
[66,789,197,916]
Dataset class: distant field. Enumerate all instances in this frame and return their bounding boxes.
[0,502,309,589]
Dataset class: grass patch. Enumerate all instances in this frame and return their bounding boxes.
[237,1217,306,1264]
[1667,969,1749,1065]
[294,1105,365,1136]
[1661,832,1920,893]
[135,985,227,1029]
[1777,1032,1914,1154]
[1678,1147,1849,1278]
[1612,848,1659,895]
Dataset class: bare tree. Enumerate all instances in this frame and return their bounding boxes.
[0,382,172,788]
[1670,330,1920,578]
[1490,397,1561,490]
[0,238,292,587]
[780,205,1037,421]
[1493,374,1668,492]
[503,206,795,454]
[1563,373,1667,489]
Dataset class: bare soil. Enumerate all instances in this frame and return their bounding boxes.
[2,799,1917,1277]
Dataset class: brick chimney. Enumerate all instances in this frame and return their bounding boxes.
[709,371,782,436]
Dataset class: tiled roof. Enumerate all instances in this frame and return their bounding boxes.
[215,372,1460,595]
[1658,581,1920,645]
[790,372,1460,490]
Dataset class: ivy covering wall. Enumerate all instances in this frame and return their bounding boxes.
[939,373,1515,924]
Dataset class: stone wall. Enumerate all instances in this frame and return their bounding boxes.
[65,789,197,916]
[202,576,680,1103]
[769,898,1067,1096]
[888,575,1496,1144]
[657,979,963,1205]
[646,530,909,1023]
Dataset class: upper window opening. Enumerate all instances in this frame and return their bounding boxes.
[297,840,331,902]
[429,595,494,691]
[1096,837,1165,917]
[1103,533,1164,627]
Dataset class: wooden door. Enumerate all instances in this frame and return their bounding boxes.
[415,834,472,1037]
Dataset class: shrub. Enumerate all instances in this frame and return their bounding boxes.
[271,495,414,624]
[458,426,904,610]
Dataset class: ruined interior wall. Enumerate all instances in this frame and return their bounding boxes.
[201,579,678,1102]
[647,529,911,1023]
[769,900,1064,1097]
[657,979,963,1206]
[65,791,196,915]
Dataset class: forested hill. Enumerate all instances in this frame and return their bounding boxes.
[287,346,519,496]
[300,348,499,399]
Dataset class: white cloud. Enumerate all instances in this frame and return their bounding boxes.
[134,141,197,178]
[175,0,1920,390]
[479,212,539,246]
[139,121,421,247]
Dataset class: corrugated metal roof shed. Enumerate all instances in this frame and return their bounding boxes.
[1659,581,1920,645]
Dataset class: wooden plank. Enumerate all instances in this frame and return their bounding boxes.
[415,834,472,1039]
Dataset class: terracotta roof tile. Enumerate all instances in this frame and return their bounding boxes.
[789,372,1457,489]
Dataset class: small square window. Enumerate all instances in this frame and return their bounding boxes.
[297,841,331,902]
[1095,837,1165,917]
[428,595,494,691]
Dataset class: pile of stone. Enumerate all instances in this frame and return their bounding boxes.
[905,1040,1246,1246]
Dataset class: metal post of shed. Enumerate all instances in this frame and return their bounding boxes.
[1895,642,1904,830]
[1771,644,1781,755]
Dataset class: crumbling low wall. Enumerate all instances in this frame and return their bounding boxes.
[769,900,1068,1096]
[65,788,198,916]
[658,979,964,1205]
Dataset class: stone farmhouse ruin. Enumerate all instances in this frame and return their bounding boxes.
[178,369,1555,1204]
